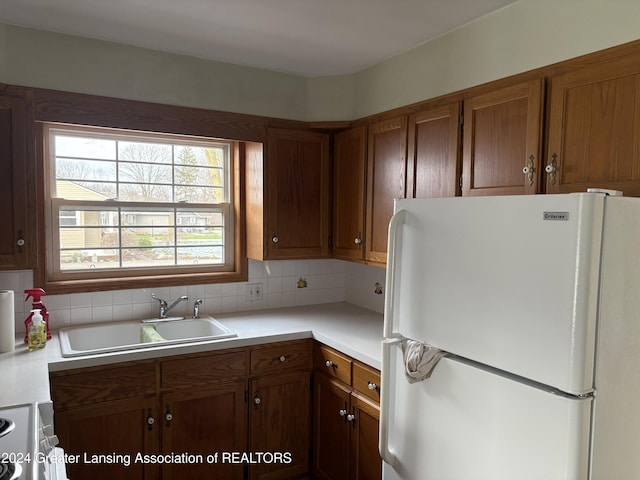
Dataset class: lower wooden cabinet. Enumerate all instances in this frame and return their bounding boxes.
[50,340,314,480]
[51,339,382,480]
[161,382,247,480]
[54,396,158,480]
[249,372,311,480]
[312,343,382,480]
[248,340,312,480]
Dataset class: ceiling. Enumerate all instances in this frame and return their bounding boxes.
[0,0,518,77]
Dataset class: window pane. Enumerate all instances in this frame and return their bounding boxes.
[121,209,175,227]
[60,249,120,270]
[177,226,224,246]
[118,141,172,164]
[175,186,223,203]
[119,183,173,202]
[56,158,116,182]
[121,248,176,268]
[177,246,224,265]
[55,136,116,160]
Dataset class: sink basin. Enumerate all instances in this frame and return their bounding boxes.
[58,316,237,357]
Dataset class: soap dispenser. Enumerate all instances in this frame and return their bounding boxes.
[28,309,46,351]
[24,288,51,343]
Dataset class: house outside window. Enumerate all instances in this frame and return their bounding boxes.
[44,124,235,283]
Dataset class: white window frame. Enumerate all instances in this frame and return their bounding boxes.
[43,123,236,282]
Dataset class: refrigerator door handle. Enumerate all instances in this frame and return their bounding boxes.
[380,337,403,466]
[384,208,407,339]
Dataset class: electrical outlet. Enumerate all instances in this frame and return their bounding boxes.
[246,283,263,301]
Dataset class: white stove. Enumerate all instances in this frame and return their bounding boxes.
[0,402,67,480]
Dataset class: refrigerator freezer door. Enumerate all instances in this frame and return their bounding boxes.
[382,347,592,480]
[388,193,605,394]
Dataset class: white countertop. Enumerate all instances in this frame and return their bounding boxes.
[0,302,383,408]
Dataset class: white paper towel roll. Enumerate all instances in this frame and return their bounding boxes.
[0,290,15,353]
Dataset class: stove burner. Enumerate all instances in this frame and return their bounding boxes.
[0,418,15,439]
[0,460,21,480]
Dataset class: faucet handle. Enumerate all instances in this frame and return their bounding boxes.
[151,293,167,306]
[193,299,203,318]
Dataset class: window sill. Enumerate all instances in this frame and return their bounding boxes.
[37,263,248,295]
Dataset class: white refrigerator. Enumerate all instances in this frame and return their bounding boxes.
[380,191,640,480]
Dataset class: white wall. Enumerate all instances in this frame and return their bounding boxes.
[0,24,309,120]
[353,0,640,118]
[3,1,640,121]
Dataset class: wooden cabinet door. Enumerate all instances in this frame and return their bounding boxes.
[0,94,33,268]
[55,397,158,480]
[249,371,311,480]
[462,79,544,196]
[266,128,330,259]
[161,381,247,480]
[407,102,462,198]
[546,57,640,195]
[333,126,367,261]
[366,116,407,264]
[312,375,352,480]
[350,395,381,480]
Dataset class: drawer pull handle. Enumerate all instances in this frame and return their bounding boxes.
[368,382,379,391]
[272,355,288,362]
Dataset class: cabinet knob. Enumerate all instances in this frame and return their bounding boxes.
[146,409,155,431]
[254,397,261,405]
[368,382,378,391]
[16,230,25,252]
[279,355,286,362]
[346,414,356,422]
[272,236,279,243]
[339,409,347,417]
[354,237,362,245]
[325,360,335,368]
[165,406,173,427]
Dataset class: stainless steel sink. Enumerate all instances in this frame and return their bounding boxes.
[58,316,237,357]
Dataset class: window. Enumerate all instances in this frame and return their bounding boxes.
[44,124,238,286]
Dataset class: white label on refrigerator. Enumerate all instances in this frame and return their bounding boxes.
[543,211,569,221]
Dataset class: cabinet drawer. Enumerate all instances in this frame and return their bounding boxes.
[314,344,352,385]
[352,362,381,404]
[162,349,246,388]
[50,361,156,409]
[250,339,311,376]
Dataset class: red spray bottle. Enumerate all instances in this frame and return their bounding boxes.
[24,288,51,343]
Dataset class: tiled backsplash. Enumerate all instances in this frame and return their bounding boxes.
[0,259,386,334]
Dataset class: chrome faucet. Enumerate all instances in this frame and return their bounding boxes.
[151,294,188,319]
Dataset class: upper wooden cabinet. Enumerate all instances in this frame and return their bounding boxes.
[407,102,462,198]
[462,79,544,196]
[0,92,34,269]
[247,128,330,260]
[546,56,640,196]
[333,126,367,261]
[365,116,407,264]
